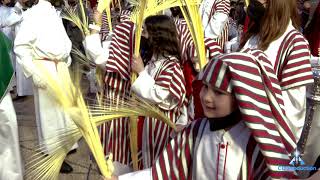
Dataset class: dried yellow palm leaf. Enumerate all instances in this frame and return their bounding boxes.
[25,127,81,180]
[88,94,175,129]
[97,0,113,31]
[245,0,250,7]
[130,0,181,22]
[26,94,174,179]
[78,0,90,34]
[26,60,174,179]
[30,62,113,178]
[129,0,148,171]
[71,47,95,68]
[62,7,90,37]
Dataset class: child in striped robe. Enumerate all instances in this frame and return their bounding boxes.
[85,13,187,173]
[185,38,222,120]
[172,16,223,120]
[241,0,314,143]
[103,49,298,180]
[130,15,188,169]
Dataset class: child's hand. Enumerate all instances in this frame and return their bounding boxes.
[93,8,102,26]
[132,55,145,74]
[175,124,186,132]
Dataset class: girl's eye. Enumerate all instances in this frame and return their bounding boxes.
[203,84,209,89]
[214,90,224,95]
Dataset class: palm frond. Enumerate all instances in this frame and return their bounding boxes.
[61,7,89,37]
[26,60,174,178]
[97,0,113,31]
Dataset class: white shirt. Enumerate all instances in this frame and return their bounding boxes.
[199,0,229,39]
[118,121,251,180]
[83,32,113,68]
[192,121,251,180]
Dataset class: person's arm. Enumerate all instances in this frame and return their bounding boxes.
[204,0,230,38]
[14,17,37,78]
[83,9,112,69]
[280,34,314,142]
[0,9,22,28]
[83,32,113,68]
[131,56,185,112]
[14,17,47,88]
[131,69,171,104]
[282,86,307,142]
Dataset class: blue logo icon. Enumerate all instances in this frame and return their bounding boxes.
[289,149,305,166]
[278,149,317,171]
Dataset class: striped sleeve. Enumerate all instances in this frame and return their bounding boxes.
[100,11,110,41]
[155,59,186,107]
[204,38,223,59]
[152,119,205,180]
[214,0,231,16]
[119,10,132,23]
[280,33,313,90]
[209,0,230,49]
[244,135,270,180]
[106,21,135,80]
[174,19,193,62]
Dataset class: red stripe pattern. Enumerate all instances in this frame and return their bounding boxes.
[187,38,222,61]
[152,50,297,179]
[140,57,187,168]
[106,21,135,80]
[100,72,132,165]
[273,29,313,90]
[154,57,186,107]
[119,10,132,23]
[207,0,230,49]
[173,18,193,62]
[100,11,110,41]
[213,0,230,16]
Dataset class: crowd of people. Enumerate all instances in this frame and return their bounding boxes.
[0,0,320,179]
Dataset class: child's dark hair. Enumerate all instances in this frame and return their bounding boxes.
[144,15,181,62]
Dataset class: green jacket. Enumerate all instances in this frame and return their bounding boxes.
[0,31,14,102]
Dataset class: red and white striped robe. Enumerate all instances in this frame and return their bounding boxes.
[173,18,193,63]
[243,26,314,142]
[272,29,313,90]
[100,20,135,165]
[140,57,186,168]
[100,11,110,41]
[152,50,297,179]
[119,10,132,23]
[201,0,230,50]
[186,38,222,119]
[151,119,269,180]
[101,20,187,168]
[186,38,222,61]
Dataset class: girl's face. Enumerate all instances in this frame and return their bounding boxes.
[141,24,149,39]
[200,82,237,118]
[257,0,267,7]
